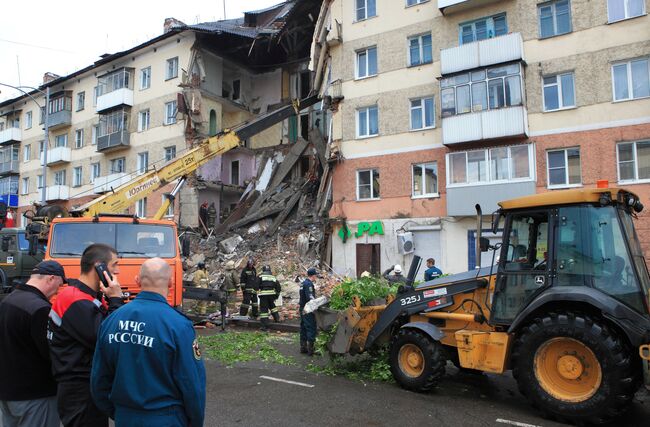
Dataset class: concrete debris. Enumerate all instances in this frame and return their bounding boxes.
[219,235,243,254]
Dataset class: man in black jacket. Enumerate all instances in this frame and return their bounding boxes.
[0,261,67,427]
[48,243,124,427]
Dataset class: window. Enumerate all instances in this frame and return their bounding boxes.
[38,141,44,158]
[99,110,128,137]
[356,47,377,79]
[612,58,650,101]
[547,148,581,188]
[165,101,177,125]
[441,64,522,117]
[164,146,176,161]
[23,145,31,163]
[37,175,43,189]
[166,57,179,80]
[136,198,147,218]
[410,97,435,130]
[138,110,150,132]
[21,177,29,195]
[355,0,376,21]
[91,162,101,183]
[357,169,380,200]
[140,67,151,90]
[232,79,241,100]
[39,106,45,125]
[459,14,507,45]
[137,152,149,175]
[412,162,438,197]
[231,160,240,186]
[161,195,174,217]
[98,69,132,95]
[607,0,645,23]
[54,170,66,186]
[48,95,72,114]
[543,72,576,111]
[54,134,68,148]
[356,105,379,138]
[73,166,82,187]
[93,86,98,106]
[617,140,650,182]
[408,34,432,66]
[25,111,32,129]
[92,125,98,145]
[76,91,85,111]
[448,144,533,186]
[110,157,125,174]
[75,129,84,148]
[407,0,427,5]
[539,0,571,38]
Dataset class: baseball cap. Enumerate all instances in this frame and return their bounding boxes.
[307,268,318,276]
[32,260,67,283]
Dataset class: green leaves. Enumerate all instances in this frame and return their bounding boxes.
[198,332,295,366]
[306,348,394,383]
[329,276,399,310]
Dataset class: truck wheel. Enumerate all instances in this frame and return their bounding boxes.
[512,312,638,424]
[389,328,445,392]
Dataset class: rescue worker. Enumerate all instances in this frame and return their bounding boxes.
[299,268,318,356]
[223,260,240,314]
[193,262,210,315]
[424,258,443,281]
[383,264,407,284]
[90,258,206,427]
[239,259,259,319]
[258,265,281,331]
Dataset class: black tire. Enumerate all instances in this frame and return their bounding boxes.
[512,311,639,424]
[389,328,446,392]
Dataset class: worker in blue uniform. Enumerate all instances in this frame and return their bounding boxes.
[90,258,206,427]
[424,258,443,281]
[299,268,318,356]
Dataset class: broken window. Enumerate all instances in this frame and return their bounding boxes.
[231,160,240,186]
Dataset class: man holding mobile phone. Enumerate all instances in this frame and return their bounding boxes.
[48,243,124,427]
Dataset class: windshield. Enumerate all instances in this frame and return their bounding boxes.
[556,205,647,313]
[50,223,177,258]
[17,233,46,252]
[618,208,650,312]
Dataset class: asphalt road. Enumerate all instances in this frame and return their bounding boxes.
[200,329,650,427]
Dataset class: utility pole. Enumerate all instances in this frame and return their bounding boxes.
[41,86,50,204]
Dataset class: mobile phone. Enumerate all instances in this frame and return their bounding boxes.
[95,263,113,287]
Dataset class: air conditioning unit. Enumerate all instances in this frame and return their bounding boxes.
[397,232,415,254]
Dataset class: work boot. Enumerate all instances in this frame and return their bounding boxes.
[272,312,280,322]
[307,341,314,356]
[300,340,308,354]
[260,317,270,332]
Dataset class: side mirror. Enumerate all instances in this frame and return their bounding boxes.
[180,235,191,257]
[479,237,490,252]
[28,236,39,256]
[1,238,9,252]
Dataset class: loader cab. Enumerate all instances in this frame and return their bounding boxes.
[490,188,650,325]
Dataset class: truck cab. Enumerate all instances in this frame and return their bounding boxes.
[0,228,45,294]
[45,216,183,307]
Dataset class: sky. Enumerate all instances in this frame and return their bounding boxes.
[0,0,283,102]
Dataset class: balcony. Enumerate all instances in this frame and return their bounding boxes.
[440,33,524,75]
[47,109,72,131]
[93,172,131,194]
[40,146,72,166]
[438,0,502,15]
[97,88,134,113]
[0,127,21,145]
[0,160,19,175]
[43,185,70,201]
[442,105,528,145]
[97,130,130,153]
[447,181,536,216]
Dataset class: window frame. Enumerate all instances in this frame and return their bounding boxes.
[607,0,646,24]
[611,58,650,102]
[161,194,174,217]
[37,174,43,189]
[136,197,147,218]
[356,105,379,138]
[446,144,536,188]
[76,91,85,111]
[409,96,435,130]
[542,72,576,111]
[110,157,126,174]
[75,129,84,149]
[164,146,176,162]
[354,0,377,22]
[54,170,66,186]
[91,162,101,184]
[25,111,32,129]
[23,144,31,163]
[616,140,650,184]
[72,166,82,187]
[137,151,149,175]
[140,66,151,90]
[537,0,572,39]
[546,147,582,189]
[406,0,428,7]
[356,168,380,201]
[459,13,507,45]
[165,101,177,125]
[355,46,378,80]
[92,124,98,145]
[407,33,433,67]
[412,162,439,198]
[20,177,29,195]
[54,134,68,148]
[138,109,150,132]
[165,57,179,80]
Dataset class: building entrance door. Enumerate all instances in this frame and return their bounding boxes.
[356,243,380,277]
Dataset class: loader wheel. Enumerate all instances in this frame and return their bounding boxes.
[512,312,639,424]
[390,328,445,392]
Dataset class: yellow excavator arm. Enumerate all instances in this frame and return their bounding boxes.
[70,95,320,219]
